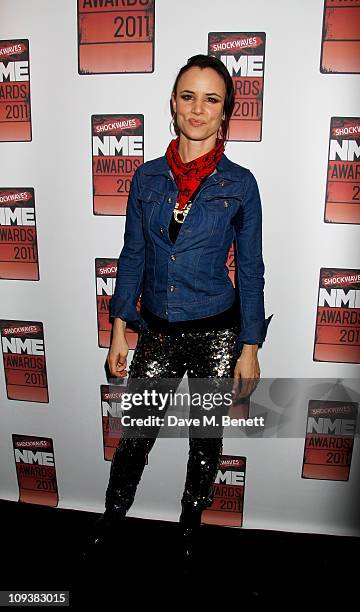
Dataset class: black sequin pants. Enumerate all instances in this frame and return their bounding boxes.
[105,323,241,521]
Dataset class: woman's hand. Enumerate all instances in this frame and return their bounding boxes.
[107,338,129,378]
[232,344,260,401]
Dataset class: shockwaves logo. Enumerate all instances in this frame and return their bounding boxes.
[78,0,155,74]
[12,434,58,506]
[0,188,39,280]
[0,39,31,141]
[325,117,360,224]
[321,0,360,74]
[302,400,358,481]
[313,268,360,364]
[202,455,246,528]
[208,32,266,141]
[91,114,144,215]
[0,320,49,402]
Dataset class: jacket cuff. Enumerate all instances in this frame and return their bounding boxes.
[109,295,149,333]
[232,313,274,358]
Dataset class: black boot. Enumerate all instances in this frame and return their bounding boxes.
[179,501,203,572]
[179,438,223,572]
[80,507,126,562]
[80,436,152,562]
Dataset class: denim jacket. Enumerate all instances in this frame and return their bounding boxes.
[110,152,274,357]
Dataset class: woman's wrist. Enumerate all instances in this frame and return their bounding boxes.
[112,317,127,340]
[238,343,259,358]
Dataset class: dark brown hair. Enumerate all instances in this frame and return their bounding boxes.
[170,54,235,142]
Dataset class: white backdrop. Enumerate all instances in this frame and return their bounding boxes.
[0,0,359,537]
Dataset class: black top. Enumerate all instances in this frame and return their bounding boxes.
[140,301,239,333]
[141,180,239,332]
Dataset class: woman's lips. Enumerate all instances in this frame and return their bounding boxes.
[189,119,205,127]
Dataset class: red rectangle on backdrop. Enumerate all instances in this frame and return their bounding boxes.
[13,434,58,506]
[202,455,246,527]
[0,39,32,141]
[302,400,357,481]
[208,32,266,141]
[95,258,140,349]
[0,188,39,279]
[313,268,360,364]
[0,320,49,402]
[321,1,360,73]
[78,0,155,74]
[324,117,360,224]
[92,114,144,215]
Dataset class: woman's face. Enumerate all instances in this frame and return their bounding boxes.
[171,66,226,143]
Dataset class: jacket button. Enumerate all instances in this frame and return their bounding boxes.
[170,254,176,261]
[160,227,164,233]
[220,180,225,187]
[165,309,168,315]
[170,285,175,292]
[224,200,229,207]
[167,196,173,204]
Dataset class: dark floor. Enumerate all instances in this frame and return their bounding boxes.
[0,499,358,607]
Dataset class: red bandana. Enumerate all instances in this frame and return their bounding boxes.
[165,136,225,211]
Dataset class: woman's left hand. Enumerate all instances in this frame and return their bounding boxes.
[232,345,260,401]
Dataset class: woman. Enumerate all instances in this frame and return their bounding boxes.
[82,54,273,569]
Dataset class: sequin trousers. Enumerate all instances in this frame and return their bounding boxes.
[105,323,241,520]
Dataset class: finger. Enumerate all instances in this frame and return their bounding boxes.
[109,356,127,377]
[237,377,253,399]
[231,375,240,397]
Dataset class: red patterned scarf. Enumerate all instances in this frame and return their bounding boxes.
[165,136,225,211]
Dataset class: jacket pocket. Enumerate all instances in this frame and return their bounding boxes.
[138,187,164,205]
[204,194,242,239]
[138,188,163,235]
[204,193,242,209]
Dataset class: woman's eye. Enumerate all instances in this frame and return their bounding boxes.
[180,95,218,103]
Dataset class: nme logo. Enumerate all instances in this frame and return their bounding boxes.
[14,449,54,466]
[215,469,244,485]
[2,336,44,355]
[306,417,355,435]
[0,61,29,82]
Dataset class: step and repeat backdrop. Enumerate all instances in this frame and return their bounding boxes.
[0,0,359,536]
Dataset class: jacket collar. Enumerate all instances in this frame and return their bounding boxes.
[142,151,242,181]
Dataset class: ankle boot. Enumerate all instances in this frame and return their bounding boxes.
[80,507,126,562]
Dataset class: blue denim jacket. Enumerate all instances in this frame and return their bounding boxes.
[110,152,273,357]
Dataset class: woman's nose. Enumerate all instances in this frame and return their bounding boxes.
[192,98,204,114]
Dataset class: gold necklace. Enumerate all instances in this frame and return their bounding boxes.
[173,200,193,224]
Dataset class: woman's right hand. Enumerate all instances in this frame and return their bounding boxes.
[107,338,129,378]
